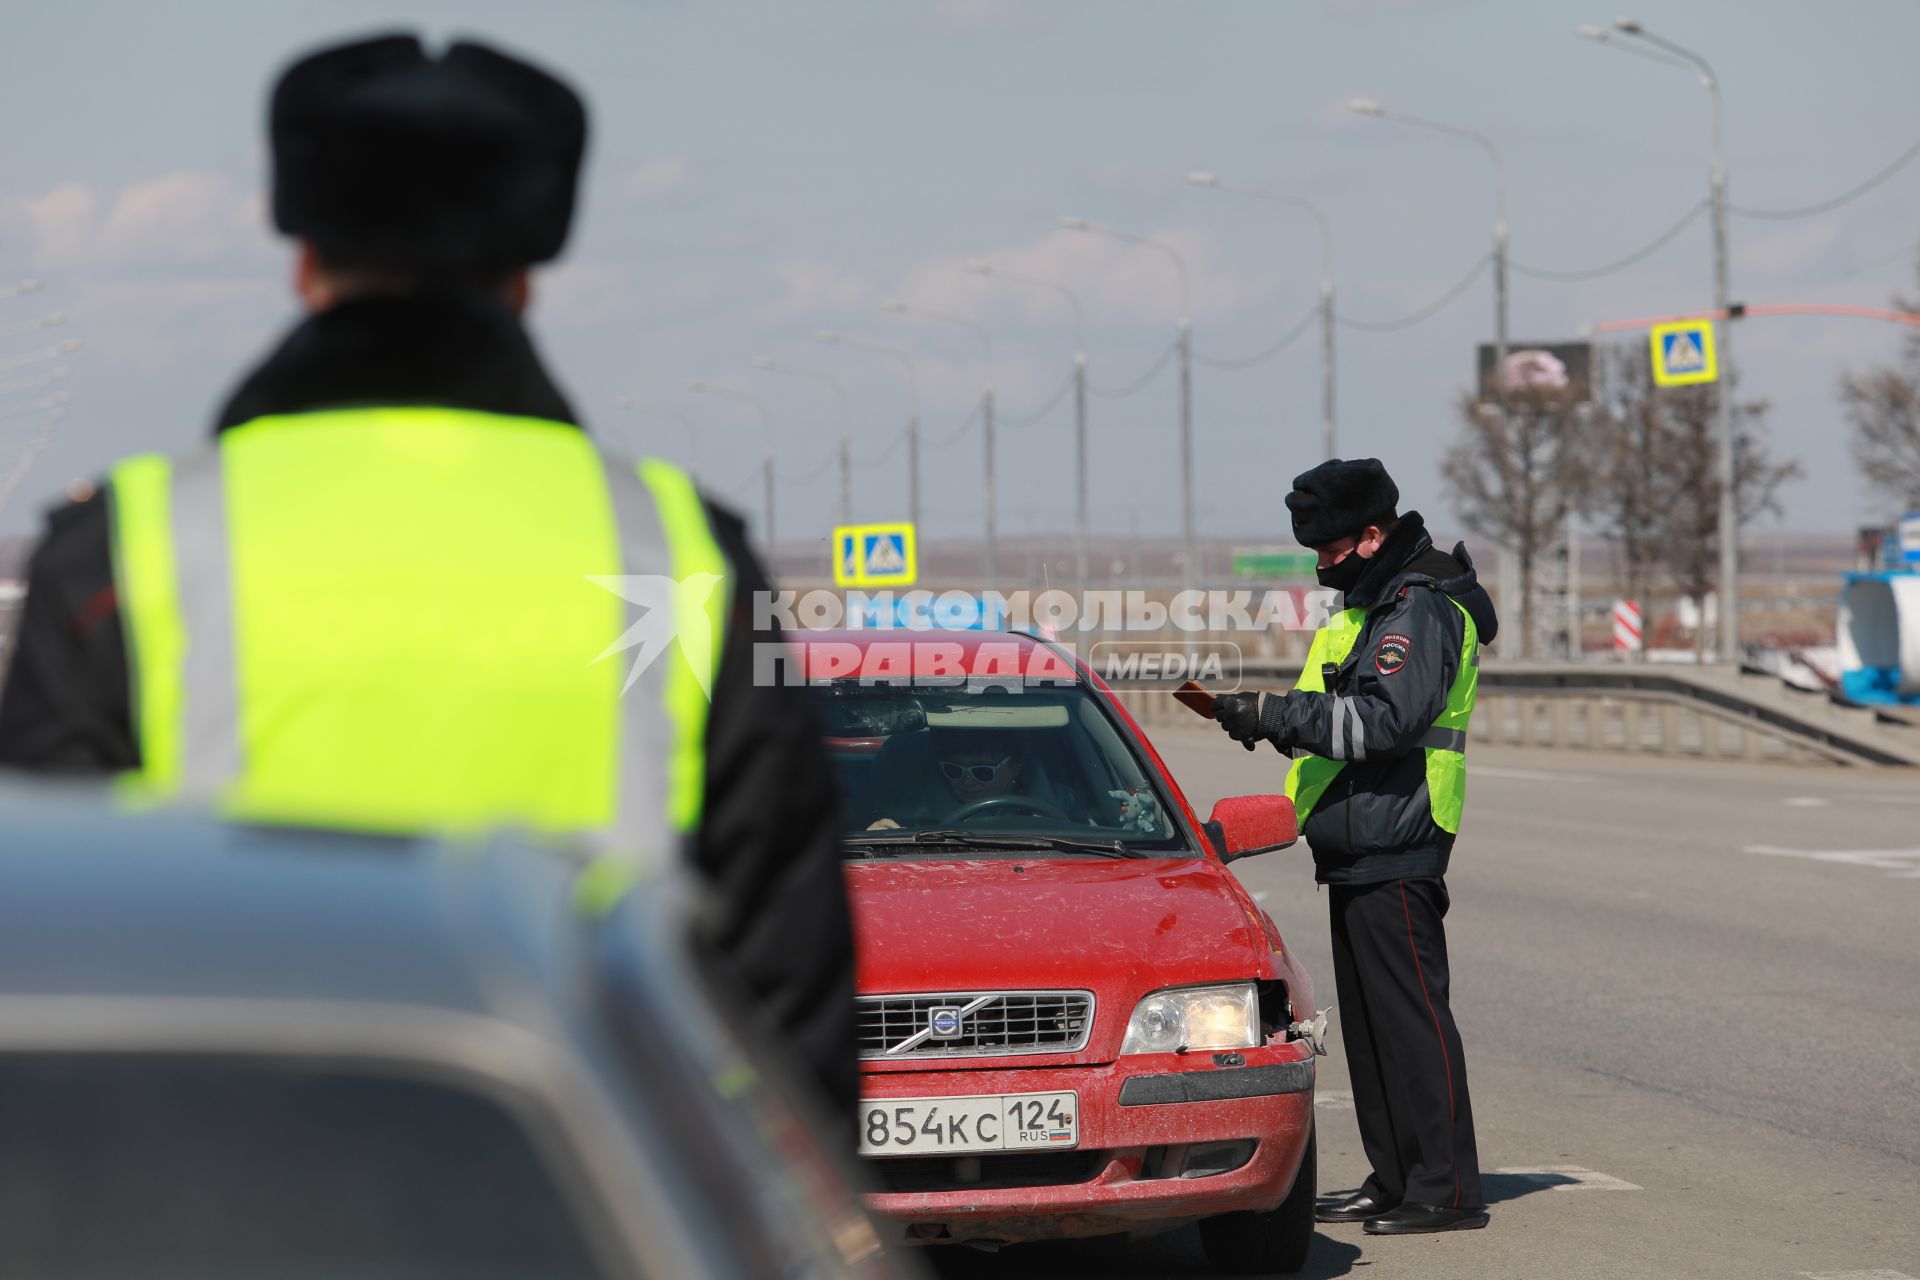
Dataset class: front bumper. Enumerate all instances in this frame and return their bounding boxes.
[858,1041,1314,1245]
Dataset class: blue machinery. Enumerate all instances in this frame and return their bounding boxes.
[1838,514,1920,706]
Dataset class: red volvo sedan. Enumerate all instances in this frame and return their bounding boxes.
[805,629,1323,1273]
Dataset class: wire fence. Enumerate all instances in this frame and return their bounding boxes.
[999,369,1076,428]
[855,426,911,469]
[1336,254,1491,332]
[790,449,839,485]
[1193,303,1320,370]
[924,404,980,451]
[1511,201,1708,281]
[1087,342,1178,398]
[1731,134,1920,221]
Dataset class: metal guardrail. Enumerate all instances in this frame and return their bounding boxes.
[1111,660,1920,768]
[3,566,1905,766]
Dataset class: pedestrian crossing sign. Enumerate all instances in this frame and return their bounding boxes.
[833,522,918,588]
[1649,319,1718,387]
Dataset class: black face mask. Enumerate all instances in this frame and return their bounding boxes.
[1316,550,1368,593]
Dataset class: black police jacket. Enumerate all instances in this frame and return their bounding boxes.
[1266,513,1500,885]
[0,294,858,1129]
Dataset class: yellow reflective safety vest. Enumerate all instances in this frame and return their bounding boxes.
[1283,596,1479,836]
[108,407,727,859]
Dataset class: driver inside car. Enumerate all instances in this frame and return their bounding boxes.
[864,729,1064,831]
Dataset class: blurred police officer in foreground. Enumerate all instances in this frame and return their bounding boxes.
[0,34,854,1126]
[1212,459,1497,1235]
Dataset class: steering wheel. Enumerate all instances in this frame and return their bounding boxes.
[943,794,1070,825]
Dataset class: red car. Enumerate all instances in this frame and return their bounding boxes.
[806,629,1323,1273]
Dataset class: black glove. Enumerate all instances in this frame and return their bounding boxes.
[1214,691,1285,752]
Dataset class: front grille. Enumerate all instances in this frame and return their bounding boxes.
[865,1150,1107,1194]
[857,990,1095,1060]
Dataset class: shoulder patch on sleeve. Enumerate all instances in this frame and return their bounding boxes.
[1375,632,1412,675]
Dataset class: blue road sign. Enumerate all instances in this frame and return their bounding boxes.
[1649,319,1717,386]
[832,522,917,587]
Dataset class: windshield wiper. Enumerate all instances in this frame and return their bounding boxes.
[842,829,1152,859]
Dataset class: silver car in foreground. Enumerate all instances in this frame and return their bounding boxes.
[0,792,910,1280]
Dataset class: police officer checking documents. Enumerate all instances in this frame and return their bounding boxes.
[1212,458,1497,1235]
[0,34,854,1125]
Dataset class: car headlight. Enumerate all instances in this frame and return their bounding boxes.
[1119,983,1260,1055]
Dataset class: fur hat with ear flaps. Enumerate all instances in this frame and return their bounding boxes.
[1285,458,1400,549]
[270,33,587,274]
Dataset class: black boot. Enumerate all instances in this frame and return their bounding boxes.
[1315,1190,1397,1224]
[1363,1203,1489,1235]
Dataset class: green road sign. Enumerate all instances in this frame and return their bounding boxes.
[1230,548,1317,579]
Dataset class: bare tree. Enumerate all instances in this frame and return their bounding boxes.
[1581,345,1670,610]
[1442,387,1589,658]
[1576,342,1801,659]
[1836,265,1920,511]
[1650,379,1800,659]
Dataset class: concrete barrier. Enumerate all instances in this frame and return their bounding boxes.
[1110,660,1920,768]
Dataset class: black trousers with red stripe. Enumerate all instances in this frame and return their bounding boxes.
[1328,877,1482,1210]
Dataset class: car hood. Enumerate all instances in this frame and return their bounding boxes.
[847,856,1275,1045]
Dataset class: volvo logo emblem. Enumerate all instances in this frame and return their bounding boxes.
[928,1006,964,1039]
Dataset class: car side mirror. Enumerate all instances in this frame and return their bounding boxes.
[1204,795,1298,862]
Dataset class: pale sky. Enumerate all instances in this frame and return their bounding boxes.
[3,0,1917,553]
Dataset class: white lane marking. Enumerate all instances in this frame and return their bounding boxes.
[1782,796,1832,808]
[1315,1089,1353,1111]
[1802,1271,1920,1280]
[1745,845,1920,879]
[1471,765,1593,783]
[1489,1165,1642,1192]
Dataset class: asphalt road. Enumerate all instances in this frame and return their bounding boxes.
[933,732,1920,1280]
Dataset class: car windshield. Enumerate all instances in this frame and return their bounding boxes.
[0,1056,603,1279]
[811,675,1188,856]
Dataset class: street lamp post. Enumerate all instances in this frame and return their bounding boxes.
[815,330,922,535]
[610,397,699,481]
[0,311,66,343]
[0,338,82,375]
[0,391,71,424]
[0,365,71,397]
[0,410,65,515]
[1349,102,1554,653]
[685,380,775,549]
[1187,172,1337,460]
[1060,216,1196,591]
[754,356,852,526]
[881,299,997,581]
[964,261,1092,588]
[1579,20,1740,664]
[1348,99,1508,389]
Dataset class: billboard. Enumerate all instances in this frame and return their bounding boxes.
[1476,341,1592,403]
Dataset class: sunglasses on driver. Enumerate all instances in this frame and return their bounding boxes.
[939,755,1013,785]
